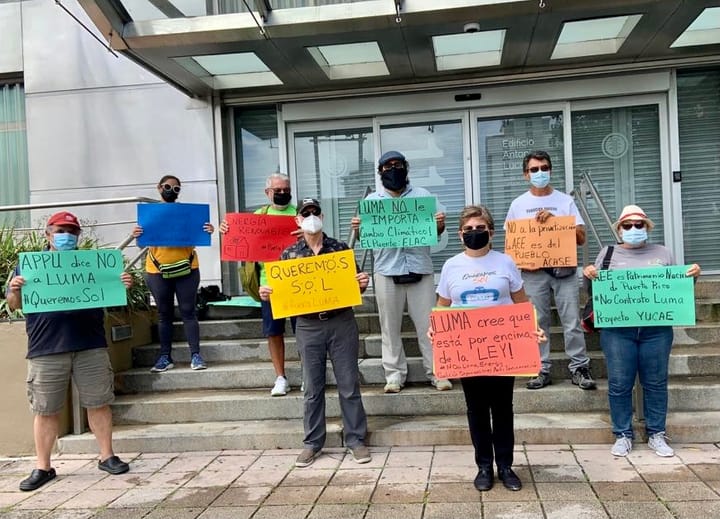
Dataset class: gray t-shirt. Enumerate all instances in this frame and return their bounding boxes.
[593,243,675,270]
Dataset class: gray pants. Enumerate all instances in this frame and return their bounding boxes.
[296,310,367,450]
[521,270,589,374]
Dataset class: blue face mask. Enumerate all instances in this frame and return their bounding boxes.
[530,170,550,188]
[53,233,78,251]
[622,227,648,246]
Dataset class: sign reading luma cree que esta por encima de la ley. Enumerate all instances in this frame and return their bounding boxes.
[18,250,127,313]
[358,196,438,249]
[591,265,696,327]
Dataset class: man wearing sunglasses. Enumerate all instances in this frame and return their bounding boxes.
[504,150,595,391]
[220,173,297,397]
[351,150,451,394]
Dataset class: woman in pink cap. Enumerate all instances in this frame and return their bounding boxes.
[583,205,701,458]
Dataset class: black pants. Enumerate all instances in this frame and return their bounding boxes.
[460,376,515,469]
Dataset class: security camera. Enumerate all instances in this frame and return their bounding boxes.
[464,22,480,33]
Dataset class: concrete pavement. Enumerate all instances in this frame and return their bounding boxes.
[1,442,720,518]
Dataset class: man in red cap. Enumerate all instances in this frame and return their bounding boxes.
[5,211,132,491]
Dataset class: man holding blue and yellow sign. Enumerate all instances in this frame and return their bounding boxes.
[259,198,371,469]
[5,211,133,491]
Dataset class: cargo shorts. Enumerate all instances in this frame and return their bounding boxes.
[26,348,115,415]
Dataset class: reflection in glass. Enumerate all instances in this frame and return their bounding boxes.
[379,120,465,272]
[476,113,564,252]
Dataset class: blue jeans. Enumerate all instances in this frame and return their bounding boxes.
[145,270,201,357]
[600,326,673,438]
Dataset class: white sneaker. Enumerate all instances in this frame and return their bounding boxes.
[648,432,674,457]
[271,376,290,396]
[611,436,633,457]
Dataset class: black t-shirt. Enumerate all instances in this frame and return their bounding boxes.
[8,265,107,359]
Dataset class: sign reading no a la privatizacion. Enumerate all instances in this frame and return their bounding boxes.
[19,249,127,313]
[358,196,437,249]
[592,265,696,327]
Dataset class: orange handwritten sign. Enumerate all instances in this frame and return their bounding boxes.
[430,302,541,378]
[504,216,577,269]
[221,212,298,262]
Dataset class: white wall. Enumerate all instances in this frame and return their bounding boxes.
[19,0,221,285]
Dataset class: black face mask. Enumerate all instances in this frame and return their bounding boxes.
[161,190,178,202]
[380,168,408,192]
[273,192,292,207]
[462,230,490,250]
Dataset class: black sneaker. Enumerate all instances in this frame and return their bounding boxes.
[497,466,522,491]
[571,367,597,390]
[473,465,494,491]
[526,372,551,390]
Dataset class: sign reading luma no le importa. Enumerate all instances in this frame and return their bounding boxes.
[358,196,437,249]
[19,250,127,313]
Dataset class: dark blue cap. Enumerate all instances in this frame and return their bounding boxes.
[377,150,406,169]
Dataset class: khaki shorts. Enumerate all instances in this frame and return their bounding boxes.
[26,348,115,415]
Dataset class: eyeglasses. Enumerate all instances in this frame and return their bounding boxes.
[381,161,405,172]
[300,208,321,218]
[527,165,551,173]
[268,188,291,194]
[162,184,181,193]
[461,225,488,233]
[621,221,645,230]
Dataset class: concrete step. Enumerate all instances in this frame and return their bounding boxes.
[117,346,720,394]
[109,376,720,425]
[56,409,720,454]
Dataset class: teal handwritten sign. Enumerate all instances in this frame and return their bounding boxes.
[592,265,695,327]
[358,196,437,249]
[19,250,127,313]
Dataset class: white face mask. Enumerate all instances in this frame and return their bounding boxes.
[300,214,323,234]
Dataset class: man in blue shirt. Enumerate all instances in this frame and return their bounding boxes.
[5,211,132,491]
[352,151,451,393]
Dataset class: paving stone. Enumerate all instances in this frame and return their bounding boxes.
[136,471,196,488]
[196,506,256,519]
[591,482,657,501]
[306,503,369,518]
[531,465,586,482]
[634,464,699,483]
[386,450,434,467]
[143,508,204,519]
[0,490,31,507]
[206,454,259,471]
[281,468,335,487]
[666,500,720,519]
[160,486,224,507]
[428,464,476,483]
[482,501,545,519]
[688,463,720,480]
[232,468,289,486]
[425,482,481,503]
[212,486,272,506]
[0,476,22,491]
[161,455,216,473]
[423,502,483,518]
[370,483,426,503]
[244,504,311,519]
[92,510,154,519]
[603,501,673,519]
[183,469,242,487]
[263,484,324,505]
[429,449,475,466]
[650,481,720,501]
[626,448,684,465]
[106,487,175,508]
[44,474,103,494]
[579,461,642,482]
[0,511,48,519]
[536,482,598,501]
[378,466,430,484]
[316,483,374,504]
[675,445,720,465]
[328,468,381,486]
[14,490,75,509]
[337,449,388,469]
[526,450,579,466]
[248,454,297,471]
[43,510,95,519]
[123,457,173,473]
[480,482,539,502]
[543,501,609,519]
[56,488,126,509]
[364,503,424,519]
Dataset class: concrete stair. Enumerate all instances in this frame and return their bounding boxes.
[58,278,720,453]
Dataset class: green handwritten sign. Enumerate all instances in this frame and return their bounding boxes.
[592,265,695,327]
[19,250,127,313]
[358,196,437,249]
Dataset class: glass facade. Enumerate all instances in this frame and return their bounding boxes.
[0,83,29,227]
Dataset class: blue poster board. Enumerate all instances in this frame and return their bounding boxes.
[137,203,211,247]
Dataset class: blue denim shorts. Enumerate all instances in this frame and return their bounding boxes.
[261,299,296,336]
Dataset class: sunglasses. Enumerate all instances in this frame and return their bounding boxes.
[461,225,488,233]
[300,208,321,218]
[162,184,181,193]
[527,165,551,173]
[268,188,291,194]
[621,221,646,230]
[381,161,405,171]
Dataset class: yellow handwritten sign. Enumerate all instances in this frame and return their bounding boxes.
[431,302,541,378]
[504,216,577,269]
[266,249,361,319]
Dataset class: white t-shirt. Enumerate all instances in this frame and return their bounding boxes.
[504,189,585,227]
[437,250,523,308]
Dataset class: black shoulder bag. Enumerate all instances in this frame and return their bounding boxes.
[580,246,614,333]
